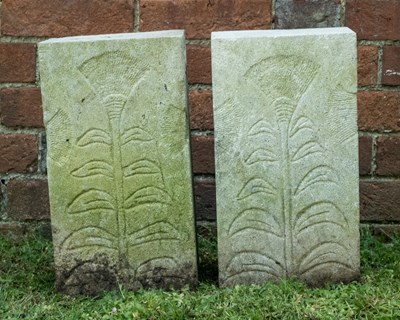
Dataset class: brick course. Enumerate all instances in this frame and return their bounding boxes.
[382,46,400,86]
[140,0,272,39]
[357,46,378,87]
[357,91,400,132]
[191,135,215,174]
[1,0,134,37]
[346,0,400,40]
[194,181,216,221]
[0,88,43,127]
[358,136,372,176]
[0,135,38,173]
[187,45,212,85]
[189,90,213,130]
[360,181,400,222]
[376,136,400,176]
[0,43,36,83]
[6,179,50,221]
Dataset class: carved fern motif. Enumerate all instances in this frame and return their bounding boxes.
[61,51,180,280]
[225,55,355,283]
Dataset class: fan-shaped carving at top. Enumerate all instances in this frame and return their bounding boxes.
[224,55,356,285]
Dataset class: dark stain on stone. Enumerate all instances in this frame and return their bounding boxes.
[56,254,118,296]
[134,262,197,291]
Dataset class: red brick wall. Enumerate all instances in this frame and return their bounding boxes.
[0,0,399,237]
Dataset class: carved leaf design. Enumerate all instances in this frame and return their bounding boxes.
[68,189,116,215]
[289,116,313,138]
[76,129,112,147]
[124,159,161,177]
[127,221,184,248]
[237,178,276,201]
[234,55,355,282]
[291,140,322,162]
[294,201,348,237]
[135,257,182,279]
[121,127,153,146]
[298,242,354,276]
[61,226,117,251]
[226,251,284,280]
[136,256,178,273]
[294,165,338,196]
[248,120,277,137]
[71,160,113,178]
[228,208,282,237]
[125,186,172,209]
[245,148,277,165]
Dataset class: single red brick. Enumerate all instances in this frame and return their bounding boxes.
[0,134,38,173]
[0,43,36,83]
[371,224,400,239]
[189,90,213,130]
[275,0,341,29]
[191,135,215,174]
[194,181,216,221]
[376,136,400,176]
[382,46,400,86]
[0,88,43,127]
[1,0,134,37]
[357,46,378,86]
[140,0,272,39]
[359,136,372,175]
[187,45,211,84]
[360,181,400,222]
[346,0,400,40]
[7,179,50,221]
[357,91,400,132]
[0,222,28,238]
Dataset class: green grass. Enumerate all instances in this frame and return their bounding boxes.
[1,229,399,319]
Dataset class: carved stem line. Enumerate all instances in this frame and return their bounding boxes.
[276,100,296,278]
[108,107,128,274]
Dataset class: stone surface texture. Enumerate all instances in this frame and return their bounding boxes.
[39,30,197,295]
[212,28,360,287]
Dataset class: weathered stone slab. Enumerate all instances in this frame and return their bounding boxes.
[39,30,197,295]
[212,28,360,287]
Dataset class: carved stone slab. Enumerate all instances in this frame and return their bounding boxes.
[39,30,197,295]
[212,28,360,287]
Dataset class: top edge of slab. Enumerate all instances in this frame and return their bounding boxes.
[212,27,355,40]
[40,30,185,44]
